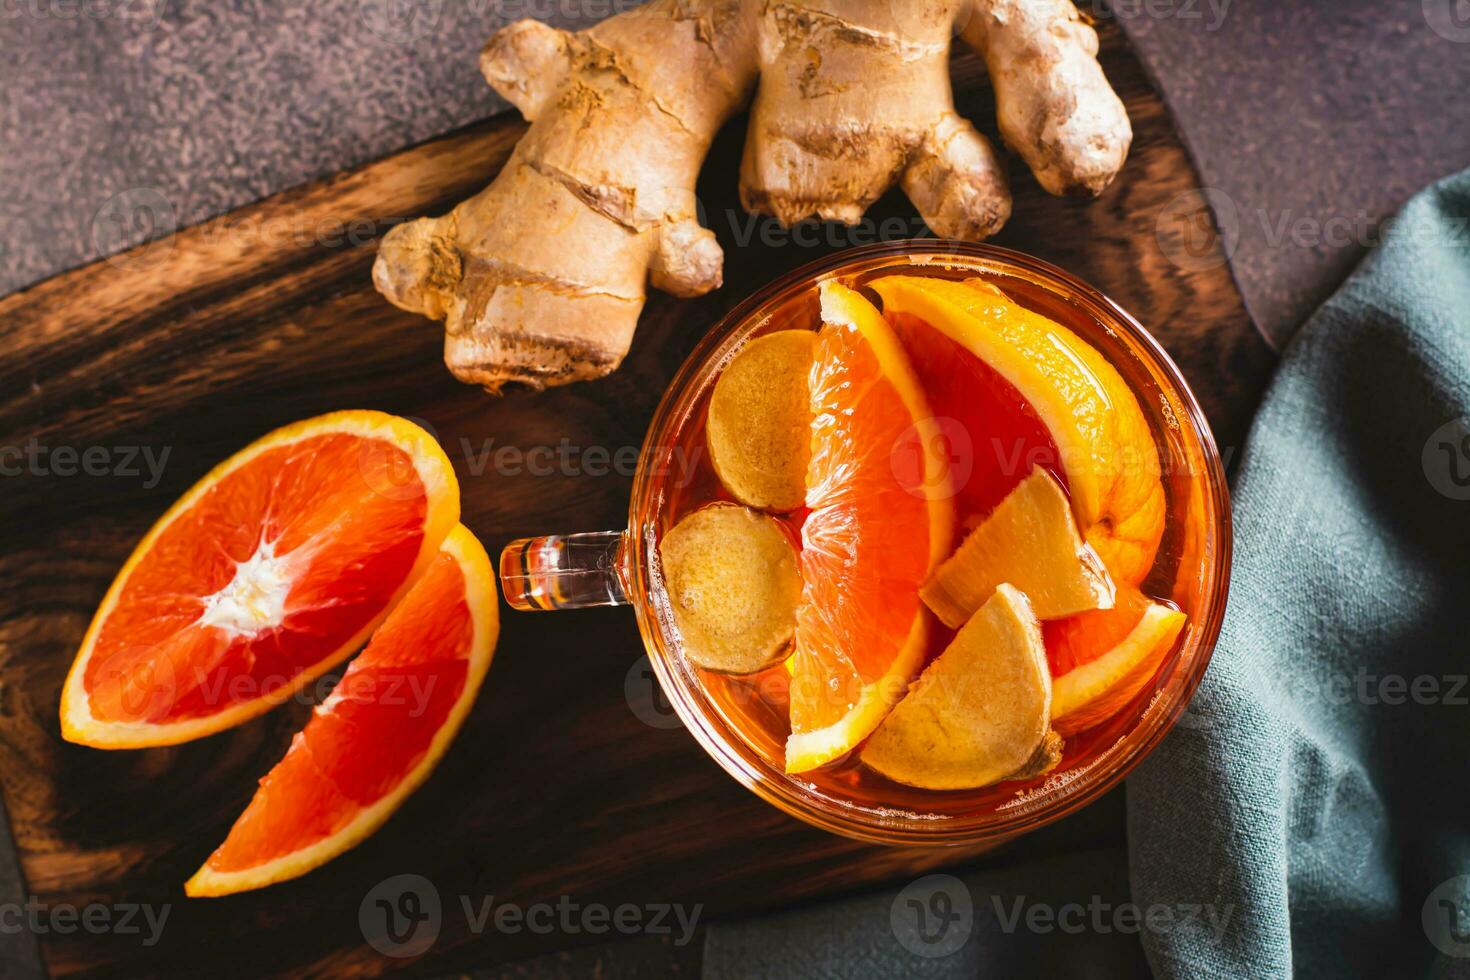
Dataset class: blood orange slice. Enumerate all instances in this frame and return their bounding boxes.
[872,275,1165,586]
[60,411,459,748]
[186,524,497,897]
[785,282,955,774]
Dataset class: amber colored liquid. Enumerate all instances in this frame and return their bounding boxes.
[657,269,1201,817]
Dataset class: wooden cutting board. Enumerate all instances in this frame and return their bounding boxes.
[0,23,1273,978]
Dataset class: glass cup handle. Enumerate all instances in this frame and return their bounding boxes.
[499,531,630,611]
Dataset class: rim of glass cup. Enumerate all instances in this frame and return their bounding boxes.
[627,240,1231,846]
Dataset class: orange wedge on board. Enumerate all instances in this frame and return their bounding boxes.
[785,282,956,774]
[60,411,459,748]
[1044,586,1186,735]
[186,525,498,897]
[873,275,1164,586]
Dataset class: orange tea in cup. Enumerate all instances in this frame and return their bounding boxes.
[503,243,1228,845]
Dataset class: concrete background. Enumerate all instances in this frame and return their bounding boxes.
[3,1,1469,345]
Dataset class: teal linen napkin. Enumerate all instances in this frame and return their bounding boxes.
[705,170,1470,978]
[704,843,1148,979]
[1127,170,1470,977]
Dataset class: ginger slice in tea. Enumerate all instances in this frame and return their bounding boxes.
[861,585,1059,790]
[706,329,814,512]
[1008,729,1064,781]
[659,503,801,674]
[921,466,1114,629]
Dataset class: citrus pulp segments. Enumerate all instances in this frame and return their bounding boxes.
[60,410,460,748]
[185,524,497,896]
[869,275,1165,586]
[785,282,955,774]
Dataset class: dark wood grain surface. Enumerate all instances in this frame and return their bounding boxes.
[0,24,1273,978]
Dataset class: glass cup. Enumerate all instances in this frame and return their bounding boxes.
[500,241,1230,846]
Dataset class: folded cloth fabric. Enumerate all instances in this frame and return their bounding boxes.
[704,842,1148,979]
[1129,168,1470,978]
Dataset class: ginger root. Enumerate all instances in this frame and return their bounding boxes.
[741,0,1131,232]
[374,0,1130,392]
[860,584,1059,791]
[963,0,1132,195]
[659,502,802,674]
[706,329,814,512]
[373,1,756,391]
[741,0,1012,239]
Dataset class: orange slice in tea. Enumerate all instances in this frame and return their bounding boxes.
[785,282,956,774]
[861,585,1058,791]
[60,411,459,748]
[872,275,1165,586]
[186,525,497,897]
[921,466,1114,628]
[1044,586,1186,735]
